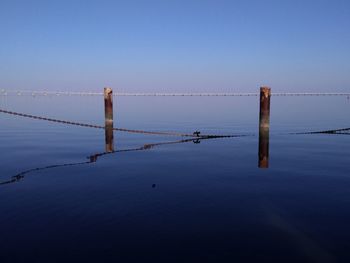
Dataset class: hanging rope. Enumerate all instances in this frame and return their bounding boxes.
[291,127,350,135]
[0,108,246,138]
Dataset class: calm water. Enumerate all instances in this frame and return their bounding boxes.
[0,95,349,262]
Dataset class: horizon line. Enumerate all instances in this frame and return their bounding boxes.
[1,90,350,97]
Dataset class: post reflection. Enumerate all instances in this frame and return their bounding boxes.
[1,137,215,186]
[258,87,271,169]
[258,127,269,168]
[105,121,114,153]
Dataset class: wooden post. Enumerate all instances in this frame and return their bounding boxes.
[258,87,271,168]
[104,87,114,152]
[259,87,271,129]
[104,87,113,123]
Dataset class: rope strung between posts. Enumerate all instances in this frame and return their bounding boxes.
[290,127,350,135]
[1,108,348,138]
[0,108,245,138]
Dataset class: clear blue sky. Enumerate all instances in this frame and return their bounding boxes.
[1,0,349,92]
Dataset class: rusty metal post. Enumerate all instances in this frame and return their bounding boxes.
[104,87,114,152]
[258,87,271,168]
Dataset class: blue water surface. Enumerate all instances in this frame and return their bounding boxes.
[0,95,349,262]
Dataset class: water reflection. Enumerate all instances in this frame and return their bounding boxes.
[2,119,348,185]
[258,87,271,169]
[0,136,220,186]
[105,121,114,152]
[0,161,90,185]
[292,127,350,135]
[258,127,270,168]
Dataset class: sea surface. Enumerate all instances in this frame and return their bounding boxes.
[0,95,349,262]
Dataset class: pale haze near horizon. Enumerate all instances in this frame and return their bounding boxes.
[1,0,349,93]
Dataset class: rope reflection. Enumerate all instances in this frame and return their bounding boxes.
[0,136,229,186]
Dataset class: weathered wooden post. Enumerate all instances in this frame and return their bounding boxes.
[104,87,113,123]
[259,87,271,129]
[104,87,114,152]
[258,87,271,168]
